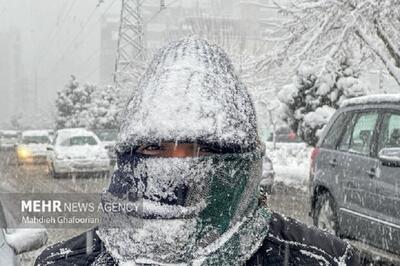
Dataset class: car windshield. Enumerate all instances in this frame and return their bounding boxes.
[60,136,98,146]
[22,136,50,144]
[1,134,18,139]
[96,130,118,141]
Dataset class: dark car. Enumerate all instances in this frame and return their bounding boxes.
[310,95,400,259]
[0,130,20,151]
[94,129,118,165]
[267,126,302,143]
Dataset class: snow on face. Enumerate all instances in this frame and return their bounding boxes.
[100,149,264,264]
[118,37,258,150]
[99,157,211,263]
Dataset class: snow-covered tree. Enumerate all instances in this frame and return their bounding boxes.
[274,0,400,86]
[55,75,125,130]
[55,76,95,129]
[279,55,366,146]
[10,113,23,130]
[88,85,123,130]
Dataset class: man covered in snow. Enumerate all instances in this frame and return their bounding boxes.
[35,38,360,265]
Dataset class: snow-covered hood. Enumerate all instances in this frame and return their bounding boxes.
[55,145,107,159]
[118,37,258,151]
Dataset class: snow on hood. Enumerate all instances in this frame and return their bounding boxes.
[21,130,49,137]
[56,144,107,159]
[118,37,258,150]
[341,94,400,107]
[56,128,93,144]
[0,130,18,136]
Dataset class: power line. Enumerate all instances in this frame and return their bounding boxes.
[45,7,99,72]
[47,0,176,89]
[48,0,118,71]
[41,0,118,87]
[114,0,179,89]
[83,0,179,85]
[35,0,78,67]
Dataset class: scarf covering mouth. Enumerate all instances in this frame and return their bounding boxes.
[97,149,270,265]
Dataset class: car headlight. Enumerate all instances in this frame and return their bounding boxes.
[17,147,31,159]
[56,153,65,160]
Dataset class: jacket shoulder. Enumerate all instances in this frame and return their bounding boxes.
[247,212,360,265]
[35,228,103,266]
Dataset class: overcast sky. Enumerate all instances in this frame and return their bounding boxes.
[0,0,121,88]
[0,0,215,127]
[0,0,123,126]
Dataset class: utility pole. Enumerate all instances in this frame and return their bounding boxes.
[113,0,146,91]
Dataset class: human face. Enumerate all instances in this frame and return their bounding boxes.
[136,142,220,157]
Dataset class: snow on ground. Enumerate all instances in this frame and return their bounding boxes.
[264,142,312,191]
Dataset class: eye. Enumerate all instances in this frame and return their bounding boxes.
[199,146,218,153]
[144,144,162,151]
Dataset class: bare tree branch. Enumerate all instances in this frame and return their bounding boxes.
[355,26,400,86]
[374,19,400,67]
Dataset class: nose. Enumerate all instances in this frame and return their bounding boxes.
[168,147,196,158]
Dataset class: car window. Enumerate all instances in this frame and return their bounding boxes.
[22,136,50,144]
[347,112,379,155]
[96,130,118,141]
[338,112,379,154]
[60,136,98,146]
[378,113,400,151]
[338,113,358,151]
[321,113,350,149]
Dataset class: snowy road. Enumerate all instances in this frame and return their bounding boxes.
[0,151,110,265]
[0,151,110,194]
[268,182,312,224]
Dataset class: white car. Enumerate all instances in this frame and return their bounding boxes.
[0,130,20,151]
[47,128,110,178]
[94,129,118,164]
[16,130,51,164]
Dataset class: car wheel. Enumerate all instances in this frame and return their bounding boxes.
[313,192,339,236]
